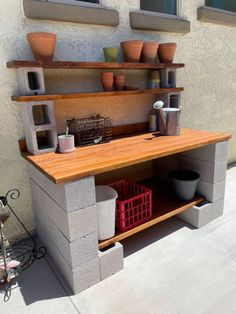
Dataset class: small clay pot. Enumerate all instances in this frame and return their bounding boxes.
[103,47,119,62]
[101,72,114,91]
[141,42,159,63]
[158,43,177,63]
[120,40,144,63]
[114,75,125,91]
[27,32,56,62]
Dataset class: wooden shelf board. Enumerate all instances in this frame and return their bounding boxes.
[98,179,204,249]
[12,88,184,102]
[24,128,231,184]
[7,60,185,70]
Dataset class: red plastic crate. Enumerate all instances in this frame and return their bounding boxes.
[110,179,152,232]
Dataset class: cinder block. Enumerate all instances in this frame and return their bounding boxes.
[181,141,228,163]
[197,179,226,202]
[168,93,181,108]
[35,204,98,268]
[16,67,45,95]
[177,198,225,228]
[160,68,176,88]
[37,223,100,294]
[99,242,124,280]
[177,201,213,228]
[28,164,96,212]
[64,177,96,212]
[211,198,225,221]
[73,258,101,294]
[22,101,57,155]
[22,101,56,127]
[31,178,97,240]
[179,156,227,183]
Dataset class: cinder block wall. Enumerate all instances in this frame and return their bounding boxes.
[1,0,235,239]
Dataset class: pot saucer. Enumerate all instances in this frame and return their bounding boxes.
[59,148,76,154]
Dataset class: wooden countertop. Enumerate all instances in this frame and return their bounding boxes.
[24,128,231,184]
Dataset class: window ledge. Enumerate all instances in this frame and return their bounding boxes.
[23,0,119,26]
[198,6,236,26]
[129,10,190,33]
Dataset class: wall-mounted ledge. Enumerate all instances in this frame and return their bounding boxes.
[198,6,236,26]
[129,11,190,33]
[23,0,119,27]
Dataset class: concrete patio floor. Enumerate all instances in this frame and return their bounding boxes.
[1,166,236,314]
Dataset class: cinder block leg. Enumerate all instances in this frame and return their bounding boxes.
[16,67,45,95]
[177,201,213,228]
[99,243,124,280]
[29,167,102,294]
[177,198,225,228]
[178,141,229,227]
[37,224,100,294]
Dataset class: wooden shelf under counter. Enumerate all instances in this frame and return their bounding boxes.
[98,179,204,250]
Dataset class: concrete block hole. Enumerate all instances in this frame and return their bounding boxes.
[32,104,51,125]
[36,130,56,150]
[168,71,176,87]
[28,72,40,92]
[169,94,181,108]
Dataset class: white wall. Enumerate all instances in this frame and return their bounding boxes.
[0,0,235,238]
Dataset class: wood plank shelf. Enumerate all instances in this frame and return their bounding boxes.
[7,60,185,70]
[12,88,184,102]
[98,180,204,249]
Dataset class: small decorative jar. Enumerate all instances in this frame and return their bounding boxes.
[149,71,160,89]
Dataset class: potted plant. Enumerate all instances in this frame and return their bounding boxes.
[58,127,75,153]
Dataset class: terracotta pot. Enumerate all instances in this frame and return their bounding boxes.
[103,47,119,62]
[101,72,114,91]
[158,43,177,63]
[141,42,159,63]
[120,40,144,63]
[27,32,56,62]
[114,75,125,91]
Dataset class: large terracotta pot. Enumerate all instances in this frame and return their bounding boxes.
[141,42,159,63]
[27,32,56,62]
[101,72,114,91]
[158,43,177,63]
[120,40,144,63]
[114,75,125,91]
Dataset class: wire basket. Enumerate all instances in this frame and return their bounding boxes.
[109,179,152,232]
[67,115,112,147]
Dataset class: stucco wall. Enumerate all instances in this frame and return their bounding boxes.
[0,0,235,238]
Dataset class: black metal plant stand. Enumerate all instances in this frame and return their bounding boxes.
[0,189,46,286]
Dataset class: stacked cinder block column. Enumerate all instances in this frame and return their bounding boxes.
[178,141,228,227]
[27,164,124,293]
[17,67,57,155]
